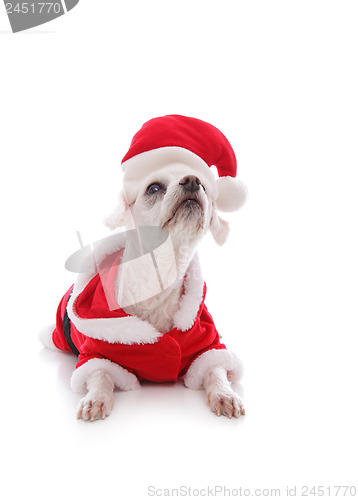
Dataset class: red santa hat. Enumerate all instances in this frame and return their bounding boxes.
[121,115,247,212]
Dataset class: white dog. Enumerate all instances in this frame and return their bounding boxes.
[39,115,247,421]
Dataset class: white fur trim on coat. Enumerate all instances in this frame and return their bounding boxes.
[71,358,140,394]
[67,264,163,345]
[184,349,243,390]
[38,324,61,352]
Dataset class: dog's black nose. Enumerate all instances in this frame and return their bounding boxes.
[179,175,201,193]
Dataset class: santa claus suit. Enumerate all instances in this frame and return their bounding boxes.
[41,236,242,394]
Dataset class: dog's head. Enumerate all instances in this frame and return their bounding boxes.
[105,164,230,246]
[105,117,248,248]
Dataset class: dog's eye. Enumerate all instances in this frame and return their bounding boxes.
[146,183,162,195]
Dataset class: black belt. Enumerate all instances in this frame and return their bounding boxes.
[63,293,80,356]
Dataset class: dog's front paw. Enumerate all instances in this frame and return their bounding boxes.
[207,390,245,418]
[76,393,114,421]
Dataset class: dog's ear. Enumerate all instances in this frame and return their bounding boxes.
[210,210,230,246]
[104,191,131,230]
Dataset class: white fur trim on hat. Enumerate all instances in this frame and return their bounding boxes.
[184,349,244,390]
[71,358,140,393]
[122,147,217,203]
[122,146,247,213]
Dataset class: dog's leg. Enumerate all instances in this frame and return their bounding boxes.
[204,366,245,418]
[76,370,115,421]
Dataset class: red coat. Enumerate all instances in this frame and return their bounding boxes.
[49,246,242,393]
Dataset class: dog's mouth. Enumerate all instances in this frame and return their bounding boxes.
[163,194,203,227]
[178,198,200,208]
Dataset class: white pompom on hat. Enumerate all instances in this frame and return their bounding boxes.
[121,115,248,212]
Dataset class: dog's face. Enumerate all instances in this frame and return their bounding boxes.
[130,166,211,238]
[106,165,230,246]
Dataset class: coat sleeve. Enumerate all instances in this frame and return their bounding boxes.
[182,305,244,390]
[70,335,140,394]
[183,343,244,390]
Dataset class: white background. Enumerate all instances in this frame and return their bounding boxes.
[1,1,357,499]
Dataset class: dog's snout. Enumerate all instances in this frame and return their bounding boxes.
[179,175,201,193]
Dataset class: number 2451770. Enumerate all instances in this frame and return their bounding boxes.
[302,486,357,497]
[5,3,62,14]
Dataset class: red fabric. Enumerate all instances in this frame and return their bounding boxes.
[71,302,225,383]
[121,115,237,179]
[74,250,129,319]
[52,273,226,384]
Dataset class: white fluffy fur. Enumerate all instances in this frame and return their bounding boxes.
[210,211,230,246]
[104,192,131,230]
